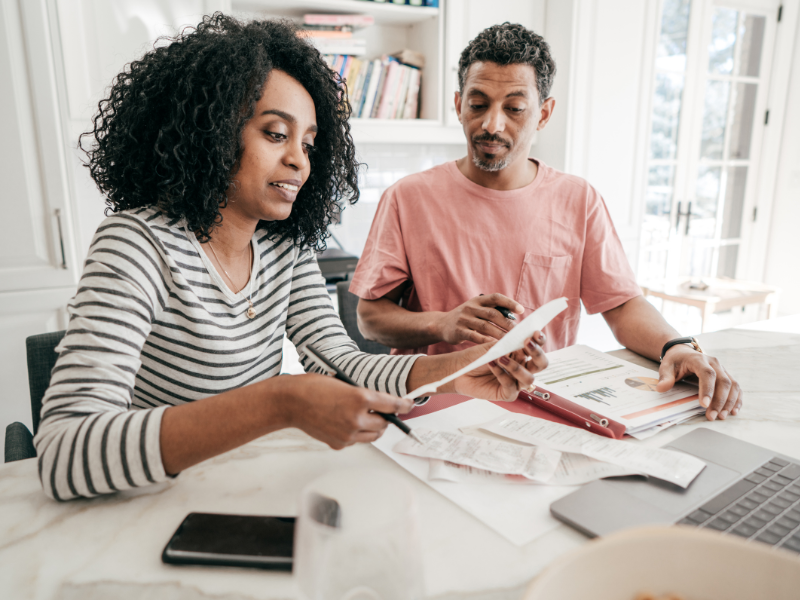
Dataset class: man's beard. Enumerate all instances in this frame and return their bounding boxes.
[472,154,511,172]
[471,134,513,172]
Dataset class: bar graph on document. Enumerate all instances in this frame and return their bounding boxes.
[536,345,702,432]
[574,387,616,405]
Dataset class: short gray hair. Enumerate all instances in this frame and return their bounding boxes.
[458,22,556,103]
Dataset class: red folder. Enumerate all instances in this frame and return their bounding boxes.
[516,389,626,439]
[403,391,626,439]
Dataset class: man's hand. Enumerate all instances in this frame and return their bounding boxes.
[284,374,414,449]
[657,345,743,421]
[452,331,548,402]
[437,293,524,345]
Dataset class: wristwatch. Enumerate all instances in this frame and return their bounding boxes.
[660,337,704,362]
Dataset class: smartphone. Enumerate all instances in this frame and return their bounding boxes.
[162,512,296,570]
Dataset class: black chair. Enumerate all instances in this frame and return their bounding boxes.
[336,281,391,355]
[4,330,66,463]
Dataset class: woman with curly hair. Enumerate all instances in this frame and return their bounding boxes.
[34,14,547,501]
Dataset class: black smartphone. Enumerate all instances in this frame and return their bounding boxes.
[162,512,296,570]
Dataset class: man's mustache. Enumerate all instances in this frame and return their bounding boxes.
[472,134,511,148]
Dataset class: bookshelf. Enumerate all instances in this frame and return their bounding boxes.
[222,0,466,144]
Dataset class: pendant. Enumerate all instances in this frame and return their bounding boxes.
[246,300,256,319]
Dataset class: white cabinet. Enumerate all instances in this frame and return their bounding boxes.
[0,0,80,292]
[0,0,81,459]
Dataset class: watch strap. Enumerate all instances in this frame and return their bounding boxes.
[660,337,703,362]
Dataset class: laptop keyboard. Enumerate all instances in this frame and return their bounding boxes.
[677,457,800,554]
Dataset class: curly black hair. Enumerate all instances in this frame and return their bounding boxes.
[458,22,556,103]
[80,13,357,249]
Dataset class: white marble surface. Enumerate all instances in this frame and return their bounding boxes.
[2,316,799,600]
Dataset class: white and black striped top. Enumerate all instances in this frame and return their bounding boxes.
[34,207,419,501]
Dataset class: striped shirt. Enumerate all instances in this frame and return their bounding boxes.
[34,207,419,501]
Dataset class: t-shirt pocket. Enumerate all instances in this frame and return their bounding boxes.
[515,253,572,309]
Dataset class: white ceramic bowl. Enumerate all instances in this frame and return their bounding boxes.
[525,526,800,600]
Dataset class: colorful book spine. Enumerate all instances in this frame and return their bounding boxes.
[358,60,380,118]
[348,59,367,114]
[368,60,390,118]
[376,60,401,119]
[393,65,412,119]
[402,67,421,119]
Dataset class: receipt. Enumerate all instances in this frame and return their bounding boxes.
[428,453,636,486]
[478,415,705,488]
[393,429,561,482]
[548,453,638,485]
[428,460,532,484]
[404,297,568,399]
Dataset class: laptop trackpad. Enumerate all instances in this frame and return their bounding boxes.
[614,460,740,515]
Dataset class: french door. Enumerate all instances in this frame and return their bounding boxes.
[639,0,782,283]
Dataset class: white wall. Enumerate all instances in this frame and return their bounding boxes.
[763,8,800,316]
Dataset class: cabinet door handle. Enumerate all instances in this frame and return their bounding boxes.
[54,208,67,269]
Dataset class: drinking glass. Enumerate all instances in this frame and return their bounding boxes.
[294,468,424,600]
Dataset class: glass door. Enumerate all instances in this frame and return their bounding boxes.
[639,0,781,283]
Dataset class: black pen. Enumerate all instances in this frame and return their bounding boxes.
[304,344,425,444]
[478,294,517,321]
[495,306,517,321]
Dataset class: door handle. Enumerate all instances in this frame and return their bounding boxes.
[54,209,67,269]
[675,201,693,234]
[684,201,692,235]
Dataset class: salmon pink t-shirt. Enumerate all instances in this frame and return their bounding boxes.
[349,160,641,356]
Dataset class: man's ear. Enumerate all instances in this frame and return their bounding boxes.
[454,91,462,123]
[537,97,556,131]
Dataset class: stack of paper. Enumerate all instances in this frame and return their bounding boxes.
[534,345,705,437]
[374,400,706,546]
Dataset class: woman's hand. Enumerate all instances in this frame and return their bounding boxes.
[281,374,414,449]
[452,331,548,402]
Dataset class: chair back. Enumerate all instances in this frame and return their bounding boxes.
[336,281,391,355]
[26,330,66,434]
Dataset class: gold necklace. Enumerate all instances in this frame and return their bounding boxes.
[208,240,256,319]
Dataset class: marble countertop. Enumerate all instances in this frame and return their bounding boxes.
[2,316,799,600]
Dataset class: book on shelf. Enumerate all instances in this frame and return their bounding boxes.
[303,14,374,28]
[402,67,421,119]
[391,48,425,69]
[326,54,422,120]
[307,37,367,56]
[299,30,353,39]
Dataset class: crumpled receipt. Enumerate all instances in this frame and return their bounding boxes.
[428,453,637,486]
[404,297,568,399]
[393,429,561,483]
[478,414,706,488]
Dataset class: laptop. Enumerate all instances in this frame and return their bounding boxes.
[550,427,800,554]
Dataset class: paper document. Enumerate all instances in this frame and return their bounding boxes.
[428,452,637,486]
[372,399,579,546]
[394,429,561,482]
[404,297,568,399]
[627,411,703,440]
[479,414,706,488]
[536,345,703,432]
[457,425,639,485]
[428,460,533,484]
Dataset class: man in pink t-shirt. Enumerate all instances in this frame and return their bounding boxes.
[349,23,743,422]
